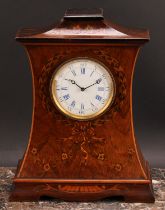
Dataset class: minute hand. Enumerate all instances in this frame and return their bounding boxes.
[84,78,102,90]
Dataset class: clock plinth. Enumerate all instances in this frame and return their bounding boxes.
[11,162,154,202]
[10,9,155,202]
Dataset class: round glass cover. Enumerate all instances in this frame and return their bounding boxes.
[50,58,115,120]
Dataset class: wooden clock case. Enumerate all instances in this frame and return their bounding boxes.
[10,9,155,202]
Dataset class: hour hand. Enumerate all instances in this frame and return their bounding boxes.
[65,79,75,84]
[65,79,84,91]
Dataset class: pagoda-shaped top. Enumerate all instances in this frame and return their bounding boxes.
[16,8,149,43]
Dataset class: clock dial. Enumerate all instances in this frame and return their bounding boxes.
[51,58,115,120]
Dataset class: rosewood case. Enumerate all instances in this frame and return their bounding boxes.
[10,8,155,202]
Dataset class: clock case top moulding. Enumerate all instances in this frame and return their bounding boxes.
[10,8,155,202]
[16,8,149,43]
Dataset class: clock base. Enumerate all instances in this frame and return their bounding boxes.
[10,163,155,203]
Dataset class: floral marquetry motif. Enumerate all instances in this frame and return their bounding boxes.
[61,153,68,160]
[43,163,50,172]
[60,122,106,165]
[114,164,122,172]
[97,153,105,161]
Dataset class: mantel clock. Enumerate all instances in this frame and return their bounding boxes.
[10,8,155,202]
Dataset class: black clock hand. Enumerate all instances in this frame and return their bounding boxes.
[83,78,102,90]
[65,79,85,91]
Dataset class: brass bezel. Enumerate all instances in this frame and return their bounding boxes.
[50,57,116,121]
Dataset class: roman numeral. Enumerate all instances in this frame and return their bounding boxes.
[96,95,102,101]
[79,103,85,114]
[69,65,76,76]
[56,85,60,91]
[61,87,68,90]
[102,99,105,104]
[80,63,86,74]
[90,70,94,77]
[71,100,76,107]
[79,110,84,114]
[71,70,76,76]
[81,103,84,110]
[102,74,106,79]
[98,87,104,91]
[81,67,85,74]
[63,94,70,100]
[59,97,63,102]
[91,103,98,111]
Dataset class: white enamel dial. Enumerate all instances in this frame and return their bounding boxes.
[51,58,115,120]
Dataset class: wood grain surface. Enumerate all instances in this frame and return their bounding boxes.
[10,9,154,202]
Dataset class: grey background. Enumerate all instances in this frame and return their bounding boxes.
[0,0,164,167]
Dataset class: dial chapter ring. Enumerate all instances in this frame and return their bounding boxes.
[50,57,116,120]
